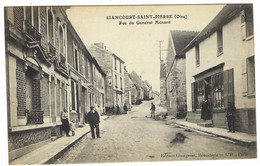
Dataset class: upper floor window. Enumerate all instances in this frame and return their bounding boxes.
[114,57,117,70]
[195,45,200,66]
[74,48,79,71]
[120,77,122,89]
[245,7,254,37]
[115,75,118,87]
[120,62,122,73]
[241,6,254,39]
[59,24,64,54]
[48,9,54,45]
[217,28,223,55]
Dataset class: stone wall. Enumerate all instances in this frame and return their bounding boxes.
[8,127,52,152]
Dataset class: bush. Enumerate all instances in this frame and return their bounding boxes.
[176,104,187,119]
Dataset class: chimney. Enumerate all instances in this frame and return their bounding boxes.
[94,42,104,49]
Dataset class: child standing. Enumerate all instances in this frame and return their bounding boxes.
[70,119,76,136]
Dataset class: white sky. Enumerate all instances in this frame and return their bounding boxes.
[66,5,224,92]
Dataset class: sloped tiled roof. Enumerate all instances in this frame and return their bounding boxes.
[170,30,199,55]
[130,71,143,89]
[184,4,251,52]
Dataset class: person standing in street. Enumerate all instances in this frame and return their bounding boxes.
[87,106,101,139]
[150,102,156,119]
[226,102,236,133]
[123,103,128,114]
[61,108,70,136]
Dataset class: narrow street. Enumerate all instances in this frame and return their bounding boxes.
[55,98,256,164]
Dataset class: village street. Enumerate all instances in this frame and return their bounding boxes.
[55,97,256,164]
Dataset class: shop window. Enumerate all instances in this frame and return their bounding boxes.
[212,73,224,108]
[197,80,204,108]
[71,80,75,110]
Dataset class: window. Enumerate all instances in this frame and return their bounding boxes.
[212,73,224,108]
[247,56,255,95]
[48,9,54,45]
[195,45,200,66]
[74,49,78,71]
[71,80,75,110]
[245,7,254,37]
[217,28,223,55]
[120,77,122,89]
[115,75,118,88]
[197,80,204,108]
[120,62,122,73]
[114,57,117,70]
[59,25,64,54]
[25,7,39,31]
[241,6,254,39]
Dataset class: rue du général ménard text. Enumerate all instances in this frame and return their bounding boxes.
[106,14,187,25]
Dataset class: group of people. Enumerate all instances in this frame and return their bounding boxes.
[201,99,236,133]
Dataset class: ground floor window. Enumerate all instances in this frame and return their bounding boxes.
[212,73,224,108]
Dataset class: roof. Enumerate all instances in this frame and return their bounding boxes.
[184,4,251,52]
[92,58,106,76]
[130,70,143,89]
[170,30,199,55]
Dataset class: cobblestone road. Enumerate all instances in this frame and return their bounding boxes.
[55,98,256,164]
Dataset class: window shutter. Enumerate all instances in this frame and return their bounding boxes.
[240,10,246,40]
[241,60,248,96]
[223,69,234,108]
[191,82,198,112]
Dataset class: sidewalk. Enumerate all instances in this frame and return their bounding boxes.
[10,115,110,165]
[166,117,256,145]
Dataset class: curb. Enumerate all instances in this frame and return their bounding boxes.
[171,122,256,146]
[44,130,91,164]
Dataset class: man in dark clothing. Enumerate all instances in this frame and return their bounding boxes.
[150,102,156,119]
[87,106,101,139]
[123,104,128,114]
[226,103,236,133]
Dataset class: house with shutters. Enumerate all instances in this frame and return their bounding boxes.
[165,30,198,117]
[88,43,125,113]
[184,4,255,134]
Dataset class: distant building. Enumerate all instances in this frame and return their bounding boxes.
[130,71,144,102]
[184,4,255,134]
[165,30,198,117]
[124,67,137,108]
[143,80,153,100]
[88,43,125,112]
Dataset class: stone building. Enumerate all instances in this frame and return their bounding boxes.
[165,31,198,117]
[160,61,167,107]
[92,58,106,115]
[184,4,255,133]
[5,6,105,162]
[130,70,144,102]
[88,43,125,112]
[124,68,137,108]
[143,80,153,100]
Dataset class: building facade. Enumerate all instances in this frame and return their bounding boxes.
[88,43,125,112]
[124,68,137,108]
[160,61,167,107]
[130,70,144,102]
[5,7,106,161]
[5,7,71,161]
[165,31,198,117]
[185,5,255,134]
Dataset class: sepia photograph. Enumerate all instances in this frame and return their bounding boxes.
[1,1,258,165]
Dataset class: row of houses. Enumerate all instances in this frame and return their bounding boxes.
[160,4,255,134]
[5,7,153,161]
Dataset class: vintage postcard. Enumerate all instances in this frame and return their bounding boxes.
[3,2,257,165]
